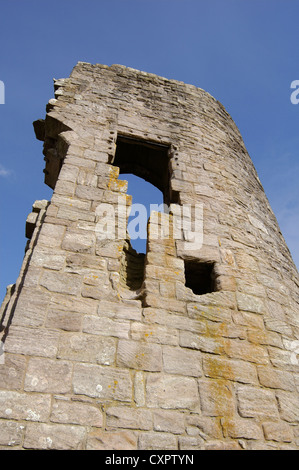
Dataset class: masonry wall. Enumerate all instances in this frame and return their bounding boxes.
[0,62,299,450]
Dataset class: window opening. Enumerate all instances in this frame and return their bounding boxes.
[113,135,170,203]
[184,259,216,295]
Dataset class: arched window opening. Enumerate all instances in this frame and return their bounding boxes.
[113,135,170,203]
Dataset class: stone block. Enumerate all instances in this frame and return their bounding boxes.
[86,430,137,450]
[276,391,299,423]
[24,358,72,393]
[185,414,222,439]
[57,163,79,183]
[23,422,86,450]
[10,288,50,328]
[0,354,27,390]
[4,326,59,358]
[198,380,235,417]
[75,184,104,201]
[38,223,65,247]
[45,310,82,332]
[146,373,199,410]
[203,355,258,384]
[236,292,266,314]
[0,420,24,447]
[153,410,185,434]
[51,399,103,427]
[31,248,65,272]
[73,363,132,402]
[62,231,95,254]
[138,432,177,450]
[40,271,82,296]
[57,333,116,365]
[179,436,204,450]
[162,345,202,377]
[130,322,179,346]
[221,416,263,440]
[83,315,130,339]
[223,338,269,365]
[263,421,293,442]
[187,303,232,324]
[106,406,152,430]
[257,366,296,392]
[134,371,146,407]
[179,330,224,355]
[117,339,162,372]
[97,299,142,321]
[237,385,279,420]
[0,391,51,422]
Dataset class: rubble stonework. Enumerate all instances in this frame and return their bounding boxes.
[0,62,299,450]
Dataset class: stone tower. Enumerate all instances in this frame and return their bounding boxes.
[0,63,299,450]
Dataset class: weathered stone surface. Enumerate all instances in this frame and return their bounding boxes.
[263,421,293,442]
[0,391,51,421]
[62,231,95,254]
[57,333,116,365]
[73,363,132,401]
[130,321,178,345]
[198,380,235,417]
[221,416,263,440]
[86,430,137,450]
[24,358,72,393]
[0,354,27,390]
[51,399,103,427]
[237,385,279,420]
[203,355,258,384]
[83,315,130,339]
[0,420,24,447]
[138,432,177,450]
[23,422,86,450]
[45,310,82,332]
[236,292,266,314]
[10,288,50,328]
[40,271,82,295]
[162,345,202,377]
[257,366,296,392]
[179,436,204,450]
[38,223,65,247]
[98,299,142,321]
[179,330,224,355]
[276,391,299,423]
[146,373,199,410]
[153,410,185,434]
[185,414,222,439]
[106,406,152,430]
[4,326,59,358]
[117,339,162,372]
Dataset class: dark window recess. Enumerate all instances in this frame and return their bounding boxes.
[113,135,171,204]
[119,240,145,292]
[184,260,216,295]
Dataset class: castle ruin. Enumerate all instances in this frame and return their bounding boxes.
[0,62,299,450]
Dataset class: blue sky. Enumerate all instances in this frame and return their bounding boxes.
[0,0,298,301]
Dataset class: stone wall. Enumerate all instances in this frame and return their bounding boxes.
[0,63,298,450]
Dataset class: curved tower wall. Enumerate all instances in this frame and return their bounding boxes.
[0,62,298,450]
